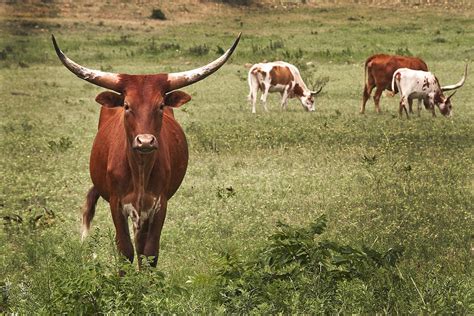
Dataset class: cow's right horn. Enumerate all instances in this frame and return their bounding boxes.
[167,33,241,92]
[52,35,122,92]
[441,64,468,91]
[311,86,323,96]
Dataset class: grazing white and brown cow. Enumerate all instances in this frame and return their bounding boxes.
[52,34,240,268]
[392,64,467,118]
[247,61,322,113]
[361,54,428,114]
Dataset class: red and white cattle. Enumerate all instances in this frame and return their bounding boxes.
[247,61,322,113]
[361,54,428,114]
[392,64,467,118]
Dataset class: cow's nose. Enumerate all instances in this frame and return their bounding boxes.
[133,134,158,153]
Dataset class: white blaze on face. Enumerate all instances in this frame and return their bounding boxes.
[122,197,161,230]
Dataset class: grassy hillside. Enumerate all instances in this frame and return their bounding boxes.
[1,1,473,314]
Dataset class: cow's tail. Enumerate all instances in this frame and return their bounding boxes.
[391,70,401,96]
[81,186,100,241]
[363,56,374,89]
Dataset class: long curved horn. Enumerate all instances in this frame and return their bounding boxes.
[311,86,323,96]
[441,64,468,91]
[446,90,457,100]
[52,35,122,92]
[167,33,241,91]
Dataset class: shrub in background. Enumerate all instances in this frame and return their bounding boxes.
[150,9,166,20]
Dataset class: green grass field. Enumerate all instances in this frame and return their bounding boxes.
[1,2,473,313]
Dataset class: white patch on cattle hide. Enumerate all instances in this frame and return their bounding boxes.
[122,197,161,230]
[123,203,139,229]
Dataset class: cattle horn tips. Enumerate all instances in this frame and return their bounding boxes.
[51,34,64,59]
[230,32,242,53]
[447,90,457,100]
[311,86,323,96]
[441,63,468,92]
[51,35,121,92]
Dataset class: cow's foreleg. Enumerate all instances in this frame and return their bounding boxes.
[408,98,414,114]
[280,88,289,110]
[416,99,422,117]
[134,220,150,269]
[81,185,100,241]
[141,198,168,268]
[110,197,134,264]
[427,97,436,117]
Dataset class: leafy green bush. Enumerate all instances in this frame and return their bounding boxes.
[2,225,187,314]
[214,215,407,313]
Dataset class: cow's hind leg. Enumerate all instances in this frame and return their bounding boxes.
[399,97,409,119]
[373,86,384,114]
[249,89,258,114]
[260,83,270,112]
[248,74,259,114]
[360,78,375,114]
[81,186,100,241]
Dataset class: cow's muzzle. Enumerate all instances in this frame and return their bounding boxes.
[133,134,158,153]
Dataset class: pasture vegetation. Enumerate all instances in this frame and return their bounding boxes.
[1,1,473,314]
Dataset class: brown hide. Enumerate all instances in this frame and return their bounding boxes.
[269,66,294,86]
[293,84,304,98]
[90,105,187,202]
[89,75,189,266]
[361,54,428,113]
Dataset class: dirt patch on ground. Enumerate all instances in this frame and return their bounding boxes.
[1,0,470,30]
[1,1,240,24]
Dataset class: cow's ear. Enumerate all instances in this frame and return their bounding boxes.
[95,91,124,108]
[164,90,191,108]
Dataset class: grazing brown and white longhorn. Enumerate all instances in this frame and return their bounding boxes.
[52,34,240,268]
[247,61,323,113]
[361,54,428,114]
[392,64,467,118]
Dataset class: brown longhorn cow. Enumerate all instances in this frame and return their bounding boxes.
[360,54,428,114]
[52,34,240,267]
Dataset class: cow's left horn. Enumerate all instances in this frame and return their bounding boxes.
[167,33,241,91]
[441,63,468,91]
[446,90,457,100]
[52,35,122,92]
[311,86,323,96]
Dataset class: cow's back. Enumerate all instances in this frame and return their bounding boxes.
[367,55,428,91]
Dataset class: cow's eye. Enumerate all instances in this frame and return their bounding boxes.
[124,102,130,111]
